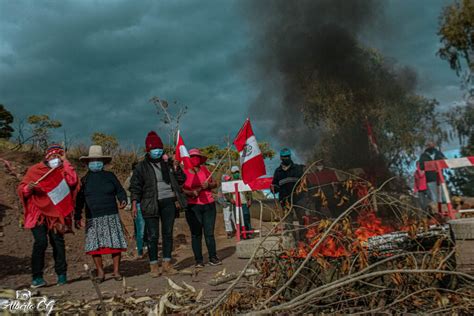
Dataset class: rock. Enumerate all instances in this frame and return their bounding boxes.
[236,235,295,258]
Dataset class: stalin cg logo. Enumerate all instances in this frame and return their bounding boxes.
[242,144,253,158]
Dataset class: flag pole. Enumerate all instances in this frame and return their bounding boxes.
[204,145,232,183]
[34,167,57,185]
[234,183,241,242]
[232,117,250,146]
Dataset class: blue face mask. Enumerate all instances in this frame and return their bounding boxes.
[149,148,164,159]
[88,161,104,172]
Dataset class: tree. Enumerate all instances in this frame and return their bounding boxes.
[300,48,445,180]
[27,115,62,150]
[0,104,14,139]
[199,142,275,183]
[91,132,119,154]
[438,0,474,195]
[200,142,275,162]
[438,0,474,79]
[150,97,188,146]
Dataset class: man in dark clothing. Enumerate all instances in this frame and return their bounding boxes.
[129,131,186,277]
[271,148,306,241]
[418,141,447,206]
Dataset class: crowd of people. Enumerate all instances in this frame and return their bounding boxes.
[17,130,305,289]
[17,130,448,289]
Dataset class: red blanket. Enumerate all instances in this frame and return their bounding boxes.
[17,161,79,230]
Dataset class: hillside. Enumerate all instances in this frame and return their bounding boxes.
[0,148,241,303]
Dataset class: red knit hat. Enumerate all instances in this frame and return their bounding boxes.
[145,131,163,152]
[45,144,64,160]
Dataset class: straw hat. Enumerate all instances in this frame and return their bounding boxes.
[189,148,208,164]
[79,145,112,163]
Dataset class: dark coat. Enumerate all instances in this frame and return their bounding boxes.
[272,163,305,203]
[75,171,127,220]
[419,148,446,183]
[129,157,186,218]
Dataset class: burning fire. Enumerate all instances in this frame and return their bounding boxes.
[282,180,437,260]
[285,210,393,259]
[354,210,393,243]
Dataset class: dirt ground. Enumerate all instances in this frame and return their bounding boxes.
[0,150,254,303]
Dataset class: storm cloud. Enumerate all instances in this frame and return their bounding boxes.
[0,0,463,153]
[0,0,253,148]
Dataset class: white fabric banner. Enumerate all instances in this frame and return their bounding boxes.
[221,180,252,193]
[47,179,70,205]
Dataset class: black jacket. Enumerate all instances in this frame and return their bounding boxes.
[272,163,305,203]
[129,157,186,218]
[419,148,446,183]
[75,171,127,220]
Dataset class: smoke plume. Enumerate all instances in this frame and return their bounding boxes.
[242,0,418,165]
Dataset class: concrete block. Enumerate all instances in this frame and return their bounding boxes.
[236,235,295,259]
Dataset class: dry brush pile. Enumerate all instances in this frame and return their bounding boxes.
[193,170,474,315]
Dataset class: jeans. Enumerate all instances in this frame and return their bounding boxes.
[134,204,146,256]
[242,204,252,231]
[31,224,67,279]
[281,199,307,242]
[185,203,217,263]
[426,182,446,204]
[144,198,176,263]
[418,191,430,210]
[223,205,235,233]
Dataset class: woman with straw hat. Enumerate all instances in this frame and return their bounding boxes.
[74,145,128,282]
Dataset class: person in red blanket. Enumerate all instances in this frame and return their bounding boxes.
[17,144,79,288]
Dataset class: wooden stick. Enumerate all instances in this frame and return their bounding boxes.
[205,145,232,183]
[34,167,56,185]
[84,264,106,312]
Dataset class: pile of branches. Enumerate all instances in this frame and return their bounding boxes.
[192,168,474,314]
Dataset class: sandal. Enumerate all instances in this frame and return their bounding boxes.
[94,276,105,283]
[113,274,123,281]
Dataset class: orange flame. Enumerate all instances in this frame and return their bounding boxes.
[282,181,403,260]
[354,210,393,243]
[285,209,396,259]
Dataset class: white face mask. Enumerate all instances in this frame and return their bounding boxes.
[48,158,61,169]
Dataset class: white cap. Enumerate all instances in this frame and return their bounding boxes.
[231,166,240,173]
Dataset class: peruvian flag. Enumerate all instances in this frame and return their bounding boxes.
[233,119,266,184]
[175,130,193,169]
[38,167,74,217]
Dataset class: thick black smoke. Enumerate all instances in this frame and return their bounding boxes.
[242,0,416,163]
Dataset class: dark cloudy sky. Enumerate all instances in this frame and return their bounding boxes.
[0,0,462,151]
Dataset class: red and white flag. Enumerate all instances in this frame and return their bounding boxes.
[364,117,379,154]
[175,130,193,169]
[39,167,74,217]
[233,119,266,184]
